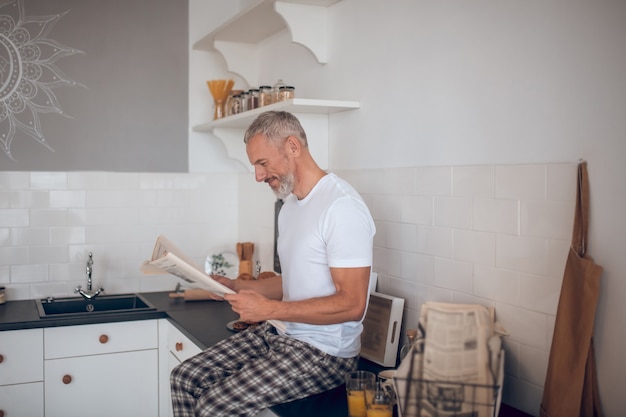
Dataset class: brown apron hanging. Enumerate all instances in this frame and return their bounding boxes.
[540,161,603,417]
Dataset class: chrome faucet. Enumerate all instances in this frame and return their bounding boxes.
[75,252,104,300]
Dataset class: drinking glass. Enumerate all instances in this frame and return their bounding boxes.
[345,371,376,417]
[365,381,394,417]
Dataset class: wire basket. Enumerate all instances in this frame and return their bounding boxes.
[393,348,504,417]
[394,377,501,417]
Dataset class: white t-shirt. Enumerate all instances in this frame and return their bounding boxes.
[277,173,376,357]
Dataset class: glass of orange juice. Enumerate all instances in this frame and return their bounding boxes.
[365,381,394,417]
[345,371,376,417]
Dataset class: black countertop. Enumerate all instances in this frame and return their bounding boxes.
[0,291,363,417]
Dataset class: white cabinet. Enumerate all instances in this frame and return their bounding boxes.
[44,320,158,417]
[159,319,203,417]
[0,328,44,417]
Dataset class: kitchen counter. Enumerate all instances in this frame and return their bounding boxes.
[0,291,354,417]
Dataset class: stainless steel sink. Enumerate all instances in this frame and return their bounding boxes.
[36,293,156,319]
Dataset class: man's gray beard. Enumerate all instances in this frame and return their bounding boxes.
[273,172,295,199]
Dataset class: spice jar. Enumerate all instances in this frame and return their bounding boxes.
[272,79,286,104]
[240,91,250,112]
[248,89,260,110]
[225,90,243,117]
[0,286,6,304]
[259,85,272,106]
[278,85,295,101]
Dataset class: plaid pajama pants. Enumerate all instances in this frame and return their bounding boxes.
[170,322,358,417]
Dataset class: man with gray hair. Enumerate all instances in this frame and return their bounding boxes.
[170,111,375,417]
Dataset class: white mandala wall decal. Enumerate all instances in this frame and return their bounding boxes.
[0,0,83,160]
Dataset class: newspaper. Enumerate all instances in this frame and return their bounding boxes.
[393,302,505,417]
[141,235,286,332]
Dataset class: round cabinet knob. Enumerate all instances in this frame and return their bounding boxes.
[62,374,72,384]
[99,334,109,344]
[175,342,183,352]
[0,354,4,363]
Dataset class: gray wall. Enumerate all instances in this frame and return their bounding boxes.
[0,0,188,172]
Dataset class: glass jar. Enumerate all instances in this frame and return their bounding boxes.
[278,85,295,101]
[248,89,260,110]
[272,79,286,104]
[231,94,242,115]
[259,85,272,107]
[399,328,418,360]
[240,91,250,112]
[226,90,243,116]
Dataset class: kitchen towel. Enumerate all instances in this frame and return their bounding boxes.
[540,161,603,417]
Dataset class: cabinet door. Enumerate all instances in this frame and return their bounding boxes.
[0,328,43,385]
[0,382,44,417]
[44,320,158,359]
[168,324,202,362]
[45,349,158,417]
[159,320,203,417]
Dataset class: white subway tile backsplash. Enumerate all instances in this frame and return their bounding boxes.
[546,239,570,278]
[495,165,546,200]
[50,227,86,245]
[496,234,547,276]
[0,265,9,282]
[386,222,418,251]
[519,272,562,315]
[546,163,577,201]
[495,303,548,349]
[30,245,69,264]
[0,172,240,300]
[452,165,494,198]
[473,265,519,304]
[417,166,452,196]
[0,172,29,189]
[384,167,417,195]
[0,191,8,208]
[434,258,473,294]
[10,190,49,208]
[49,190,86,208]
[521,199,574,239]
[30,172,67,190]
[473,198,518,235]
[417,225,453,258]
[11,228,49,246]
[373,247,402,277]
[434,196,473,229]
[140,173,176,189]
[453,229,496,266]
[0,209,29,227]
[400,252,434,284]
[10,264,49,283]
[402,195,433,225]
[30,209,67,227]
[86,190,123,207]
[68,171,109,189]
[372,195,402,222]
[378,274,418,311]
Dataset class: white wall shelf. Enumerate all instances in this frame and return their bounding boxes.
[192,98,359,132]
[193,98,359,170]
[192,0,342,85]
